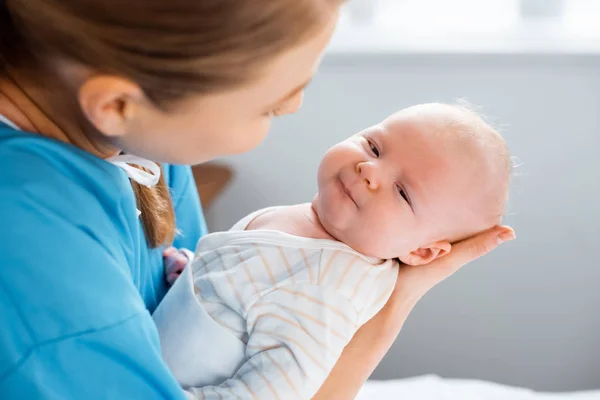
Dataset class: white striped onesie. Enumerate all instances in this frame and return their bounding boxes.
[157,209,399,400]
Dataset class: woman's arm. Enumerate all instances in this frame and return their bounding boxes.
[0,150,189,399]
[312,291,416,400]
[313,226,516,400]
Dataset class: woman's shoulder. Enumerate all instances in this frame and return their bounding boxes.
[0,126,140,225]
[0,126,131,194]
[0,126,141,271]
[0,127,148,354]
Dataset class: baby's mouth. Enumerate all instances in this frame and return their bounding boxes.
[339,177,358,207]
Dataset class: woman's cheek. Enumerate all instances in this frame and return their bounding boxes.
[233,120,271,154]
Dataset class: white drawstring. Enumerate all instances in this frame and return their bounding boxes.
[107,153,161,188]
[0,112,159,218]
[107,154,162,218]
[0,114,21,131]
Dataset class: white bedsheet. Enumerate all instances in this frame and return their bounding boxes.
[357,375,600,400]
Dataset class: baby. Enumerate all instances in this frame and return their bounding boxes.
[153,103,511,399]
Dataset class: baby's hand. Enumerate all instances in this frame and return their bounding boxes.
[163,246,189,286]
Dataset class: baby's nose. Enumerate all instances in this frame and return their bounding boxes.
[356,162,379,190]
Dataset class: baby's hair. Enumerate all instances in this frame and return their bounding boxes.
[401,101,511,179]
[400,101,512,231]
[450,101,512,222]
[448,100,512,183]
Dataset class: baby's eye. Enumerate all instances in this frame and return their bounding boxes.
[368,140,380,157]
[397,185,410,203]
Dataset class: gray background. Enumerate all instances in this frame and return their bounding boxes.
[205,53,600,391]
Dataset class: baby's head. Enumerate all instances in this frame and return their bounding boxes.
[313,103,511,264]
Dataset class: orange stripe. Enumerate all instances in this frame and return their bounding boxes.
[264,352,303,398]
[247,343,279,351]
[193,270,219,302]
[215,249,246,312]
[192,256,208,278]
[211,312,245,334]
[224,387,237,399]
[318,250,340,284]
[250,360,280,400]
[195,389,217,400]
[245,344,320,391]
[371,273,396,309]
[335,255,360,291]
[198,251,221,273]
[358,269,396,321]
[298,248,314,284]
[350,267,373,300]
[277,247,296,284]
[254,330,327,371]
[234,247,260,296]
[254,312,339,358]
[278,287,355,326]
[254,245,277,285]
[253,302,347,341]
[237,375,259,400]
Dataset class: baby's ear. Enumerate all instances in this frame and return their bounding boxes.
[398,241,451,266]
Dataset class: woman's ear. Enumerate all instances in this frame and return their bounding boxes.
[399,240,451,266]
[78,75,144,137]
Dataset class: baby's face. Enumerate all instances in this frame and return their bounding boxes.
[313,108,504,262]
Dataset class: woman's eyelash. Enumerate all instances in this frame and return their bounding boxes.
[265,105,283,117]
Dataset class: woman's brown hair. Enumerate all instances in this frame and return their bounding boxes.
[0,0,341,247]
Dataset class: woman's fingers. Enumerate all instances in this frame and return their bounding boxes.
[421,225,516,284]
[163,247,189,276]
[163,246,178,258]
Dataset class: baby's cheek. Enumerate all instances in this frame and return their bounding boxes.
[346,218,390,257]
[374,216,415,256]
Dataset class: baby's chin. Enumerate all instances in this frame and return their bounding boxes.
[313,199,402,259]
[333,233,402,260]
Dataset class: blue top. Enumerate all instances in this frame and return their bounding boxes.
[0,122,207,398]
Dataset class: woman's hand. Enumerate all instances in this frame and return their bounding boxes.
[392,225,516,305]
[163,246,190,286]
[313,225,516,400]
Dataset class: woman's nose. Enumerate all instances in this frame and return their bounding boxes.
[356,162,380,190]
[275,91,304,116]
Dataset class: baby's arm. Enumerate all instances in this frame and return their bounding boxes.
[185,283,359,400]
